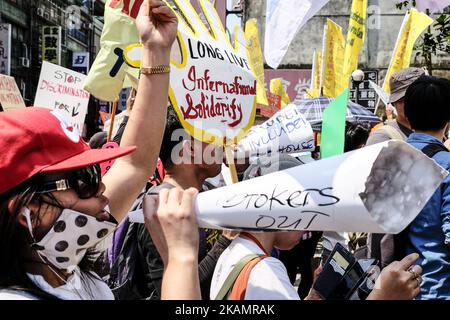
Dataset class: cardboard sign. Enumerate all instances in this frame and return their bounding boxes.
[0,74,26,111]
[34,61,90,133]
[237,103,314,157]
[123,0,257,145]
[195,140,448,233]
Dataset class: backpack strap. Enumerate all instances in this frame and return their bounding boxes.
[214,254,265,300]
[421,143,449,158]
[376,125,404,141]
[229,255,268,300]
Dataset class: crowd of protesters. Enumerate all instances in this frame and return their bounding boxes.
[1,0,450,301]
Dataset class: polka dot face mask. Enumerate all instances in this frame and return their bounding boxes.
[23,207,117,272]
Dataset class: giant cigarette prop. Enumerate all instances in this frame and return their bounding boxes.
[195,140,448,234]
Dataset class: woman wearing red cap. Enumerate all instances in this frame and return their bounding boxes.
[0,0,200,300]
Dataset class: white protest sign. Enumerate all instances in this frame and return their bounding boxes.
[34,61,90,133]
[123,0,257,145]
[236,103,314,157]
[0,74,26,110]
[195,140,448,233]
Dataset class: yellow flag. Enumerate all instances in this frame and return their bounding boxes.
[245,19,268,106]
[270,78,290,108]
[383,8,433,92]
[84,0,141,101]
[343,0,368,83]
[323,19,346,98]
[309,49,322,98]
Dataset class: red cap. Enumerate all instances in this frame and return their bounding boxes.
[0,107,136,194]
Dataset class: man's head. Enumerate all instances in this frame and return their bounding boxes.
[159,106,222,179]
[405,75,450,132]
[389,67,426,126]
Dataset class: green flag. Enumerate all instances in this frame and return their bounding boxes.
[321,89,349,159]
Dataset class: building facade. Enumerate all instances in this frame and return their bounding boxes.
[0,0,105,105]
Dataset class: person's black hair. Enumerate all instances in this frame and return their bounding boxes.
[159,106,189,169]
[0,174,103,300]
[344,121,371,152]
[405,75,450,131]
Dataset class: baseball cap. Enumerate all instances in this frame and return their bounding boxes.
[389,67,426,104]
[0,107,136,194]
[243,154,303,181]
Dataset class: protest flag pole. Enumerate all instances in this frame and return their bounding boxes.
[107,100,118,142]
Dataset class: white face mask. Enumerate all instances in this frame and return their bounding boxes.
[23,207,117,272]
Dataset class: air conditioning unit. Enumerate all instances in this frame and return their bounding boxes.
[20,57,30,68]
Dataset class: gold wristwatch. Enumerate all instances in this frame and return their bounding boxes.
[139,65,171,76]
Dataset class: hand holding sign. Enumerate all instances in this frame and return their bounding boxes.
[136,0,178,50]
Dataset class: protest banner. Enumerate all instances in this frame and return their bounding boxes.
[322,19,346,98]
[236,103,314,158]
[194,140,448,233]
[244,19,268,106]
[270,78,290,108]
[342,0,368,84]
[321,89,349,159]
[83,0,140,101]
[383,8,433,93]
[264,0,330,69]
[0,74,26,111]
[34,61,90,133]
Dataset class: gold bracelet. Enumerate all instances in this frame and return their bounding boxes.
[140,65,171,76]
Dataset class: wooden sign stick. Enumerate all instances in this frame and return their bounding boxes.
[107,100,118,142]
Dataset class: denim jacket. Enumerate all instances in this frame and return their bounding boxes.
[407,133,450,300]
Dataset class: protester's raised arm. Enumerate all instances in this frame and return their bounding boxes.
[144,188,201,300]
[103,0,178,221]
